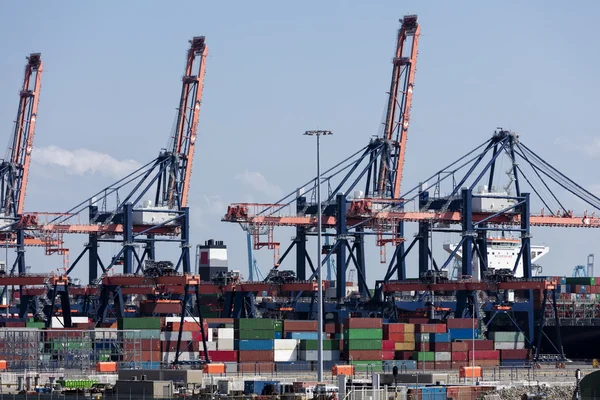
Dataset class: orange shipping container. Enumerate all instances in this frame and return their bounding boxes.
[0,360,7,371]
[96,362,117,373]
[332,365,355,376]
[203,363,226,374]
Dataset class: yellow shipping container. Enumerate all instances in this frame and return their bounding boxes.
[403,324,415,333]
[395,342,416,351]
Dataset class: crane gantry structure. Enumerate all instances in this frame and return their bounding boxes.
[6,36,209,325]
[224,14,421,300]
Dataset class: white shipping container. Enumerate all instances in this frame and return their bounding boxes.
[274,349,298,362]
[206,341,217,351]
[494,341,526,350]
[94,329,118,340]
[218,328,234,339]
[51,316,88,327]
[162,352,192,363]
[274,339,299,350]
[434,352,451,362]
[300,350,340,361]
[207,329,213,342]
[218,338,235,350]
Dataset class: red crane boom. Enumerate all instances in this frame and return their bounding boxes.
[377,15,419,199]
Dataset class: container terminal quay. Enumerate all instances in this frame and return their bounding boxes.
[0,12,599,400]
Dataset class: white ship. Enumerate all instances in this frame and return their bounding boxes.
[443,237,549,280]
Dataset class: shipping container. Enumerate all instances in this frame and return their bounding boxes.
[343,339,382,350]
[235,319,276,330]
[283,320,318,331]
[343,328,383,340]
[448,328,478,340]
[238,350,274,362]
[344,318,383,329]
[238,340,274,351]
[489,331,525,343]
[299,339,338,351]
[412,351,435,362]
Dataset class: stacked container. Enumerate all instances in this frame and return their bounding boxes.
[490,331,529,366]
[343,318,383,371]
[118,317,162,364]
[235,319,276,372]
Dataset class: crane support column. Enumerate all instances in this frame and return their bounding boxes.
[418,222,430,277]
[335,194,347,300]
[123,203,134,274]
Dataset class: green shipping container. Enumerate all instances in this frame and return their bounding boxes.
[412,351,435,362]
[300,340,339,351]
[26,321,45,328]
[123,329,161,339]
[343,328,383,340]
[274,320,283,332]
[490,331,525,343]
[236,329,275,340]
[118,317,161,330]
[343,339,382,350]
[349,360,384,372]
[565,277,596,286]
[234,318,276,330]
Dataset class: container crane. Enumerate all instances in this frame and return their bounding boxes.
[224,15,421,300]
[0,53,44,274]
[18,36,208,323]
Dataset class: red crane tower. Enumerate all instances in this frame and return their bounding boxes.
[0,53,44,275]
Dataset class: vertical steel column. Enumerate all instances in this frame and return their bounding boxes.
[335,194,347,300]
[181,207,191,274]
[354,228,368,298]
[88,204,99,283]
[16,229,25,274]
[397,221,406,280]
[296,228,307,281]
[247,232,254,281]
[521,192,535,345]
[123,203,134,275]
[476,232,488,278]
[418,222,429,277]
[461,188,473,277]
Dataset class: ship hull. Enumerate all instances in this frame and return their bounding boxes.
[541,325,600,359]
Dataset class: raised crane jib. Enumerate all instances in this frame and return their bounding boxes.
[376,15,419,199]
[165,36,207,210]
[1,53,43,218]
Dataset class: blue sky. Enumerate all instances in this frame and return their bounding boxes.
[1,1,599,283]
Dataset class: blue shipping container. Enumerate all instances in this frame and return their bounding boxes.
[285,332,325,340]
[274,331,282,339]
[244,380,281,395]
[430,333,450,343]
[383,360,417,370]
[500,359,531,367]
[448,328,478,340]
[138,362,161,369]
[418,386,446,400]
[238,340,275,351]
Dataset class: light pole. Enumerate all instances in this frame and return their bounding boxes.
[304,129,332,382]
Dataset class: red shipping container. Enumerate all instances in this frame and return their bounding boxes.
[415,324,437,333]
[434,361,452,370]
[478,359,500,367]
[469,350,500,361]
[208,350,238,362]
[500,349,529,360]
[435,324,447,333]
[238,350,274,362]
[140,351,161,362]
[343,318,382,329]
[451,342,469,352]
[239,362,274,373]
[458,339,493,350]
[384,323,406,334]
[451,361,469,369]
[395,351,413,360]
[407,318,429,325]
[284,320,318,331]
[432,342,451,352]
[141,339,161,352]
[451,351,468,361]
[382,351,395,360]
[417,361,435,370]
[325,323,336,334]
[382,340,396,351]
[385,332,404,342]
[446,318,474,329]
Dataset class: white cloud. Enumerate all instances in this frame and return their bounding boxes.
[32,145,141,179]
[235,170,283,199]
[190,194,228,229]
